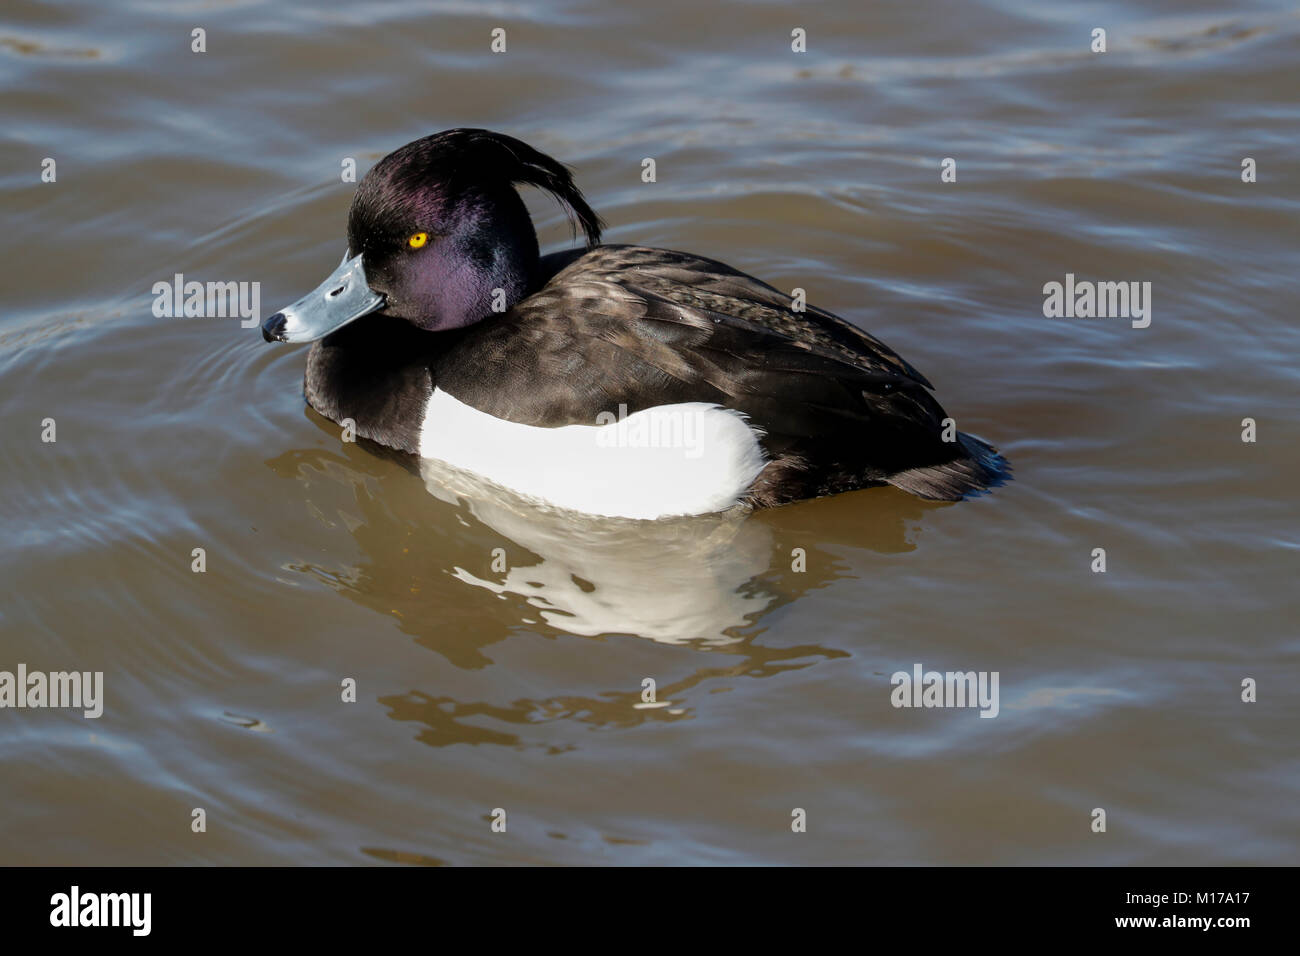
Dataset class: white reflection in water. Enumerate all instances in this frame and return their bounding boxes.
[419,457,775,645]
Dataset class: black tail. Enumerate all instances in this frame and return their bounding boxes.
[885,432,1012,501]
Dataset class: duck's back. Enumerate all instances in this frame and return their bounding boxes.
[427,244,1008,507]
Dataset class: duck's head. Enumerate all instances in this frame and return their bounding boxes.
[262,128,602,344]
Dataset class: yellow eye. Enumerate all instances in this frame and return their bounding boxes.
[407,232,428,249]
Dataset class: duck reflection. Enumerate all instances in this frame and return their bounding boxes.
[417,456,775,646]
[265,408,943,745]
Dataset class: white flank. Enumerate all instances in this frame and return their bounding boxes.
[417,389,768,520]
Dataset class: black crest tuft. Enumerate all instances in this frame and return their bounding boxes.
[457,129,604,247]
[363,128,604,249]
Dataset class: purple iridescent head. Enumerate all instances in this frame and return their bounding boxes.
[262,128,603,344]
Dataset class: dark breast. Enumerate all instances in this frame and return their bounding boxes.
[304,315,436,454]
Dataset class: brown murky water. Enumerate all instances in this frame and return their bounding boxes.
[2,0,1297,865]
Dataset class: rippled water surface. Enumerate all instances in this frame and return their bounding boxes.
[2,0,1298,865]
